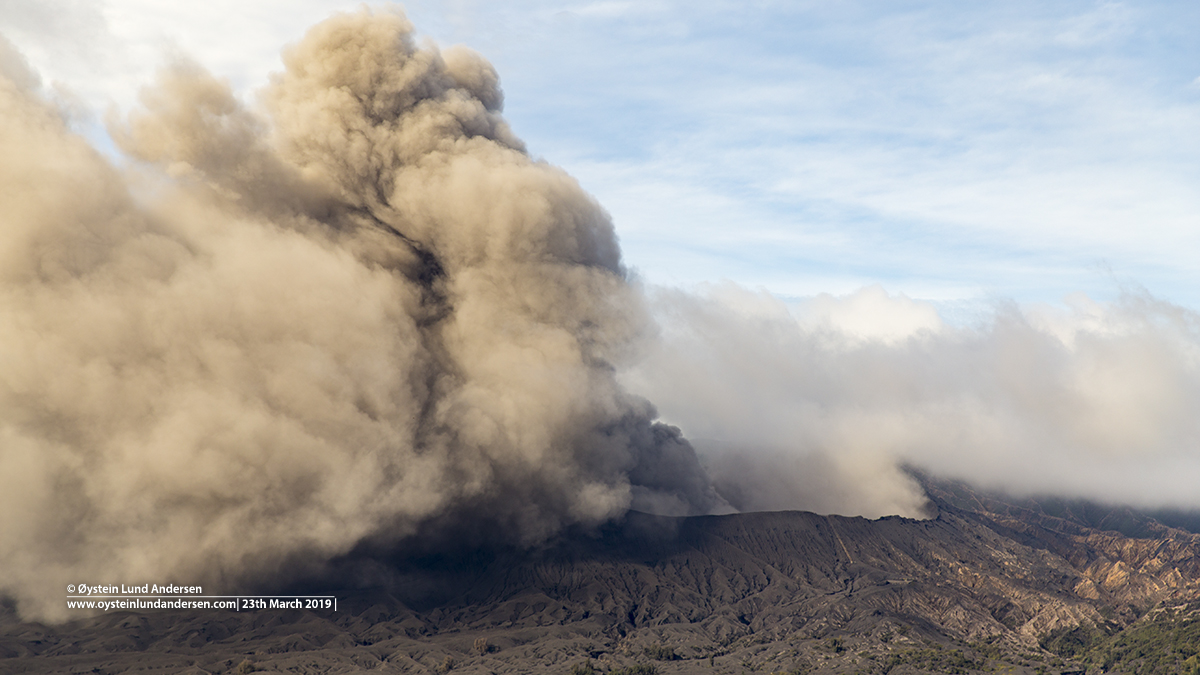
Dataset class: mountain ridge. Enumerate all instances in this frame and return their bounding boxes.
[4,479,1200,674]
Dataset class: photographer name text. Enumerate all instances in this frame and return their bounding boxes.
[69,584,203,596]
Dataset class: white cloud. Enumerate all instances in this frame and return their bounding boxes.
[623,283,1200,517]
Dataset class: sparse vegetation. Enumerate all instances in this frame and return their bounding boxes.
[1045,628,1094,657]
[609,665,658,675]
[879,644,983,674]
[967,637,1003,662]
[569,661,597,675]
[643,643,678,661]
[1078,609,1200,675]
[234,660,256,675]
[473,637,489,655]
[436,655,455,673]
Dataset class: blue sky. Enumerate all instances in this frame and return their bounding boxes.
[4,0,1199,310]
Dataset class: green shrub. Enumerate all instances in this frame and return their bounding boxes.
[643,643,678,661]
[1072,612,1200,675]
[610,665,658,675]
[569,661,597,675]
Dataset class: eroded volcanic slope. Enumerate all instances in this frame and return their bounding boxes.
[4,482,1200,675]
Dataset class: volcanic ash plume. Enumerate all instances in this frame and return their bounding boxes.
[0,11,718,622]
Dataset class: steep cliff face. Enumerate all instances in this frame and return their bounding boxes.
[3,480,1199,674]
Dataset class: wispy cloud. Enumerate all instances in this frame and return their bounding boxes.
[5,1,1196,306]
[478,1,1200,305]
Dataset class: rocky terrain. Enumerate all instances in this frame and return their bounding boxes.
[3,478,1199,674]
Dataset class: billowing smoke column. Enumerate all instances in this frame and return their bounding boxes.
[0,9,718,622]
